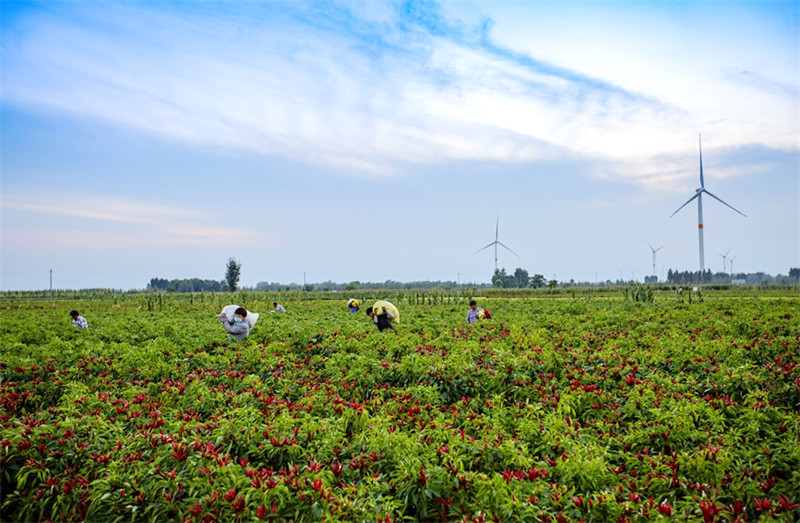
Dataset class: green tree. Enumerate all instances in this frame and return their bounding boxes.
[513,268,529,288]
[492,268,507,288]
[225,257,242,291]
[530,274,546,288]
[148,278,169,291]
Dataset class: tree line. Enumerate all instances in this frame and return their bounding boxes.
[491,268,550,288]
[148,258,244,292]
[147,258,798,293]
[664,268,800,286]
[147,277,227,293]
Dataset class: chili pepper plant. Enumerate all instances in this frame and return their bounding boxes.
[1,292,798,522]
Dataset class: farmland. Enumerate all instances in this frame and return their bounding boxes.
[1,290,798,522]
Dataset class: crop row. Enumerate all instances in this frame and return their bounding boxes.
[1,295,798,521]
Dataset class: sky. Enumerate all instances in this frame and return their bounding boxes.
[1,0,798,291]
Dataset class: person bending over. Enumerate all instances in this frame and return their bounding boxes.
[70,310,88,329]
[366,305,396,332]
[219,306,250,340]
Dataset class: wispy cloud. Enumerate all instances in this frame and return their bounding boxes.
[3,197,195,225]
[2,228,257,249]
[2,193,266,248]
[1,1,795,187]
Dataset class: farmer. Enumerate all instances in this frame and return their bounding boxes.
[466,300,492,323]
[347,299,361,314]
[272,301,286,314]
[70,310,88,329]
[218,306,251,340]
[466,300,484,324]
[366,300,399,332]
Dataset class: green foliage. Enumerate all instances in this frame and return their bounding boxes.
[225,257,242,292]
[492,268,548,289]
[1,292,799,522]
[148,277,225,292]
[623,282,654,302]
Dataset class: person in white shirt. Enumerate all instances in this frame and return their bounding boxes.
[70,310,88,329]
[466,300,483,324]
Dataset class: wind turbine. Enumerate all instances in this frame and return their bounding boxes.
[475,213,519,271]
[670,135,746,272]
[729,254,738,276]
[645,241,666,278]
[716,246,732,273]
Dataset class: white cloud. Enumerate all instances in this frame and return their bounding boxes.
[2,193,266,248]
[483,2,798,165]
[2,1,796,188]
[3,196,195,224]
[2,228,256,249]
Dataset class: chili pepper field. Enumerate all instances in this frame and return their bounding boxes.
[1,290,798,522]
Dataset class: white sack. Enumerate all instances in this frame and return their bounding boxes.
[220,304,260,328]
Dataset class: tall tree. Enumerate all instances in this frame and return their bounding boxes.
[225,257,242,291]
[492,268,506,288]
[513,268,529,288]
[530,274,546,288]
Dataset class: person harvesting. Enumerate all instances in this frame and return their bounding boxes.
[366,300,399,332]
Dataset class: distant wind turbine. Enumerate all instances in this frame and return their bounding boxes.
[475,213,519,271]
[645,241,666,278]
[729,255,738,275]
[670,135,746,273]
[716,246,732,273]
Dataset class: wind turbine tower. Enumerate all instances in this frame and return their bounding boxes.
[716,247,732,273]
[646,241,666,278]
[670,135,746,273]
[475,213,519,271]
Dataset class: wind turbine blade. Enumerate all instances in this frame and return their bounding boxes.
[655,244,666,252]
[699,134,705,188]
[497,242,520,257]
[645,240,655,251]
[703,189,747,217]
[670,192,700,217]
[474,242,496,254]
[495,214,499,241]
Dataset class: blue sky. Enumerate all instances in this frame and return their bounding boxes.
[1,0,798,290]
